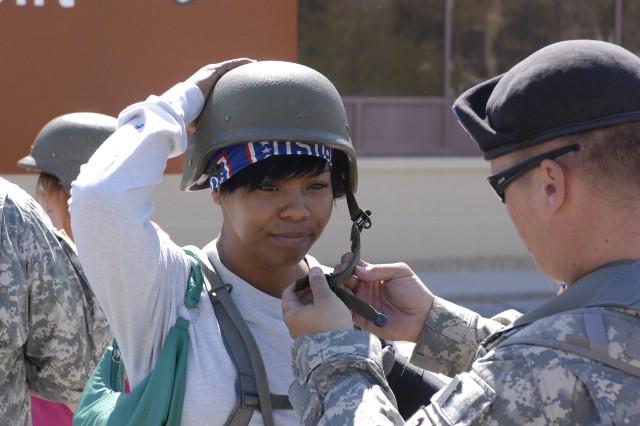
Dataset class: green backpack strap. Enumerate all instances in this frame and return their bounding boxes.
[73,249,204,426]
[183,246,292,426]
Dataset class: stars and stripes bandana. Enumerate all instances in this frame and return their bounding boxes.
[208,141,333,190]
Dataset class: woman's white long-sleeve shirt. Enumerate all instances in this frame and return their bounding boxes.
[70,82,325,425]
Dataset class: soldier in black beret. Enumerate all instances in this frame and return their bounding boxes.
[282,39,640,425]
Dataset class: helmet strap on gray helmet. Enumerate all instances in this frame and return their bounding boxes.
[294,186,387,328]
[344,182,372,232]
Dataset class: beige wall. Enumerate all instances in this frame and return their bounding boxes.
[4,157,528,267]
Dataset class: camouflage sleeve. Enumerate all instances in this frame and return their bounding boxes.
[0,183,111,423]
[53,233,112,370]
[406,342,599,425]
[410,297,511,376]
[290,330,404,425]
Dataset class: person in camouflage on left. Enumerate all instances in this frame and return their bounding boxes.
[0,177,111,426]
[17,112,119,426]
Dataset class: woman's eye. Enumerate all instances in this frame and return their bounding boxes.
[309,182,329,190]
[258,184,278,192]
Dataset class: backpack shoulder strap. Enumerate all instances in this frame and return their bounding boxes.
[210,286,263,426]
[184,246,292,426]
[497,307,640,378]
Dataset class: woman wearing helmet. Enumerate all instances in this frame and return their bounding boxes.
[70,59,369,425]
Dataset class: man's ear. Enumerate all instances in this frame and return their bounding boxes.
[211,188,222,205]
[540,159,567,213]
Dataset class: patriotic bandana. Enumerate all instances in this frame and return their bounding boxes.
[208,141,333,190]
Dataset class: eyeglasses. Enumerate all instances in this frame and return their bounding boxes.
[487,144,580,203]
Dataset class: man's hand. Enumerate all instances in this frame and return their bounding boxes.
[340,255,435,343]
[282,267,354,339]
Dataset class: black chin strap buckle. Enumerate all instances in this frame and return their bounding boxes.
[353,209,372,232]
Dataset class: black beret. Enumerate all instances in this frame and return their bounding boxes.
[452,39,640,159]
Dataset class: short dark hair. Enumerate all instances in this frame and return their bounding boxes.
[569,122,640,204]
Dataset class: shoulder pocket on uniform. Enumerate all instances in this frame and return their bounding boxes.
[429,372,497,425]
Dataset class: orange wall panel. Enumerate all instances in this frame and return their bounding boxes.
[0,0,297,173]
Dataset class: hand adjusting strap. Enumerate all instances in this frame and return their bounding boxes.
[294,202,387,328]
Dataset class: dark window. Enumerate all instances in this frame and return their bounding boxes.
[451,0,615,96]
[299,0,636,156]
[298,0,444,97]
[622,0,640,53]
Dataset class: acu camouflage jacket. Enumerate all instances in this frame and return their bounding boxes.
[0,178,111,426]
[290,261,640,425]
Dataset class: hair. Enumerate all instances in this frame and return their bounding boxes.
[37,172,66,197]
[513,121,640,207]
[35,172,73,236]
[217,154,346,198]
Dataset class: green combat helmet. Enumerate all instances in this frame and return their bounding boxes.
[182,60,385,327]
[180,60,356,194]
[18,112,117,194]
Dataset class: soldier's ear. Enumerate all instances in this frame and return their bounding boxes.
[540,159,567,213]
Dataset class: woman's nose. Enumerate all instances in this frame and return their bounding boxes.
[278,191,311,221]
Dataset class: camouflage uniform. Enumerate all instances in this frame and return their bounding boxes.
[290,261,640,425]
[0,178,111,426]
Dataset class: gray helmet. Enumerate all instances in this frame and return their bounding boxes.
[181,60,357,193]
[18,112,117,194]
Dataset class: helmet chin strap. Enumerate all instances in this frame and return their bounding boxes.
[294,182,387,328]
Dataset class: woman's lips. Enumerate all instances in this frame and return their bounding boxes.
[270,232,311,246]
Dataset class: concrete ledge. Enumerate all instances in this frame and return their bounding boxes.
[4,157,528,266]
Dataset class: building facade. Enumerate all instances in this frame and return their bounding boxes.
[2,0,637,266]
